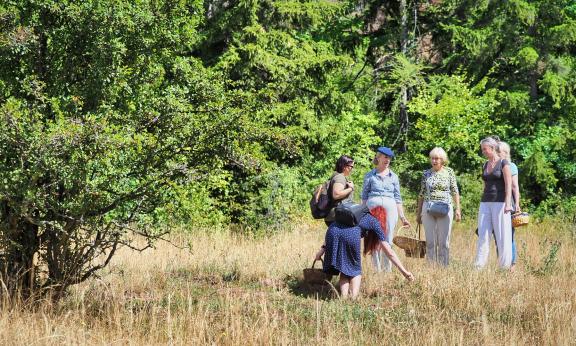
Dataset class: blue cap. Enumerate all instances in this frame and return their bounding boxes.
[377,146,395,158]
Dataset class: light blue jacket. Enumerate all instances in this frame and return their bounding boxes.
[361,169,402,203]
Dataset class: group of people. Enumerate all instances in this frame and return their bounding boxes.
[314,136,522,299]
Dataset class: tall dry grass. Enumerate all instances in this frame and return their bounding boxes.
[1,218,575,345]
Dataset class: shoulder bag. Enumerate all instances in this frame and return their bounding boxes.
[425,170,451,217]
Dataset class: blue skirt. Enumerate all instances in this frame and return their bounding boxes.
[323,222,363,277]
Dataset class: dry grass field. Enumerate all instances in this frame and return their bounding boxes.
[1,217,575,345]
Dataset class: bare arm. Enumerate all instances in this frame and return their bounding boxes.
[397,203,411,228]
[314,245,325,261]
[449,169,461,221]
[502,164,513,213]
[393,176,410,227]
[512,174,521,212]
[332,182,354,200]
[379,241,414,280]
[453,194,461,221]
[416,197,424,224]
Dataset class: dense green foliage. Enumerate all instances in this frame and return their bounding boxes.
[193,0,576,222]
[1,0,575,293]
[0,0,269,294]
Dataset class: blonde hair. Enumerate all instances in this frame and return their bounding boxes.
[480,137,499,150]
[498,141,511,161]
[429,147,448,164]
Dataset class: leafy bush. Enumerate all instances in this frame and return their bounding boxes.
[456,173,484,220]
[0,0,265,297]
[521,239,562,276]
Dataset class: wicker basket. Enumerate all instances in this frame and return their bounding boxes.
[512,212,530,228]
[393,224,426,258]
[303,259,332,285]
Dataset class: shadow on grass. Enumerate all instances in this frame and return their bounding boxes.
[285,275,339,300]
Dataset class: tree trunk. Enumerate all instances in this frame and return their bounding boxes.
[400,0,408,55]
[529,71,538,100]
[396,0,409,150]
[1,212,40,298]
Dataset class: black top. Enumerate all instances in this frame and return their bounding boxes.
[481,159,509,202]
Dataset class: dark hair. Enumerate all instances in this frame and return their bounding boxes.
[335,155,354,173]
[363,206,387,255]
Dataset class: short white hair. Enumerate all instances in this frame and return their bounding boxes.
[498,141,511,161]
[429,147,448,163]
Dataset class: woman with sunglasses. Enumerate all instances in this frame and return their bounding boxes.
[323,155,356,226]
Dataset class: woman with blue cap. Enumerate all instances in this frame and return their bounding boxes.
[361,146,411,272]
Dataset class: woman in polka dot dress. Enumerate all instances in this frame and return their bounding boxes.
[314,206,414,299]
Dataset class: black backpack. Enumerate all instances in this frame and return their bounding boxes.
[334,202,369,227]
[310,179,333,219]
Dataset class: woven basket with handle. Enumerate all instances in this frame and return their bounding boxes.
[393,224,426,258]
[303,259,332,285]
[512,212,530,228]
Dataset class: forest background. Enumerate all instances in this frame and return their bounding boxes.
[1,0,576,294]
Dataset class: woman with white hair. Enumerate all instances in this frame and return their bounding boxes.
[475,137,513,269]
[416,147,461,266]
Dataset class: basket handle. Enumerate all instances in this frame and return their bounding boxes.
[396,224,421,240]
[311,258,324,269]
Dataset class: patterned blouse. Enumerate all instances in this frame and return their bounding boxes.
[418,167,459,204]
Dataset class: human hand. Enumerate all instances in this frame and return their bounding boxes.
[504,204,513,214]
[347,181,355,190]
[403,271,415,281]
[455,209,462,222]
[314,247,325,261]
[401,218,411,228]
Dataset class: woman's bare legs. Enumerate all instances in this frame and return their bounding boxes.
[339,274,362,299]
[339,275,350,298]
[380,241,415,280]
[349,275,362,299]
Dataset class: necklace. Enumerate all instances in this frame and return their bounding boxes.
[487,159,498,171]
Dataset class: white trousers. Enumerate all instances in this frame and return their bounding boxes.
[475,202,512,269]
[366,196,398,272]
[421,205,453,266]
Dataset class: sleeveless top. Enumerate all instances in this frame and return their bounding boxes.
[481,159,509,202]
